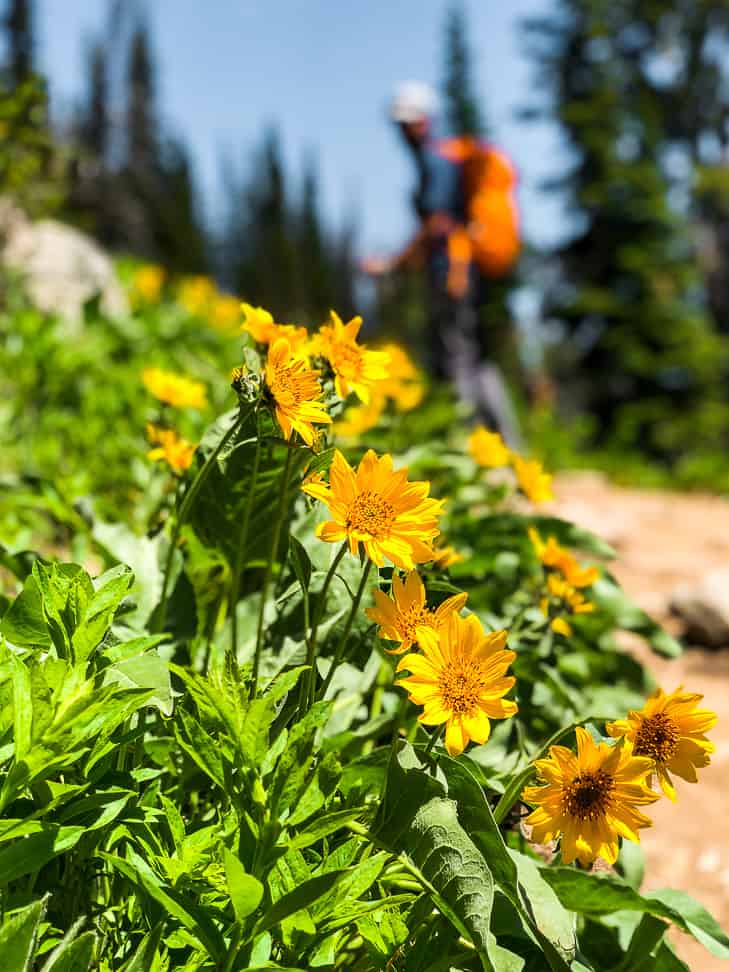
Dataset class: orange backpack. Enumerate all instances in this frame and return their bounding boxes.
[435,137,520,294]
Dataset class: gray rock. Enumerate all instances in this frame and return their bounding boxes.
[0,198,128,328]
[670,567,729,648]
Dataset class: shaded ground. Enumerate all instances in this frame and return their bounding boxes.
[552,473,729,970]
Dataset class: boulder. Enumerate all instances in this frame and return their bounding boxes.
[0,198,128,327]
[670,567,729,648]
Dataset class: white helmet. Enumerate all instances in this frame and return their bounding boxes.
[390,80,438,123]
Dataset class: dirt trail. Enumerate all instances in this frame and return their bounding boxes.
[552,473,729,969]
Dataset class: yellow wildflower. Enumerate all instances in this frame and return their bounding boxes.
[396,613,517,757]
[528,527,599,588]
[431,543,464,569]
[469,425,511,468]
[374,343,425,411]
[606,687,717,802]
[301,449,444,569]
[315,310,390,402]
[146,424,196,473]
[522,727,658,866]
[513,455,554,504]
[366,570,467,655]
[132,264,164,304]
[540,573,595,636]
[333,396,385,439]
[264,338,331,447]
[142,367,207,409]
[210,295,241,331]
[178,275,216,315]
[241,303,309,352]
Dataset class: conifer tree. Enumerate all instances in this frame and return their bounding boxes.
[5,0,34,86]
[442,3,483,138]
[297,157,333,320]
[523,0,729,460]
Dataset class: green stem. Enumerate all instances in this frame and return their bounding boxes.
[154,404,252,633]
[423,723,445,757]
[298,541,348,715]
[250,446,294,698]
[229,408,263,673]
[317,558,373,701]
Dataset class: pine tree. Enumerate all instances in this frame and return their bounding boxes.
[296,157,333,320]
[442,3,483,138]
[125,22,158,180]
[523,0,729,461]
[5,0,34,86]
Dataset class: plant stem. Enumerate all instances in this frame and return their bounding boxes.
[317,558,373,701]
[250,445,294,698]
[229,407,262,674]
[154,404,252,633]
[423,723,445,757]
[298,541,348,716]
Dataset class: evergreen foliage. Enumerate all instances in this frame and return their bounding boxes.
[523,0,729,461]
[442,2,483,138]
[5,0,33,85]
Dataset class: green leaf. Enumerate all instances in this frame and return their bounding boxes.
[0,896,47,972]
[71,564,134,662]
[1,574,51,648]
[289,536,312,592]
[543,869,729,959]
[175,708,226,789]
[289,807,366,850]
[116,924,164,972]
[223,846,264,922]
[255,870,350,937]
[0,826,85,884]
[39,927,95,972]
[102,652,172,716]
[406,796,495,964]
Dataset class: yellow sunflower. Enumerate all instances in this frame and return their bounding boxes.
[210,294,241,331]
[142,367,207,409]
[315,310,390,402]
[373,343,425,412]
[146,424,196,473]
[242,303,309,352]
[396,612,517,756]
[132,264,165,304]
[264,338,331,447]
[178,275,216,315]
[468,426,511,468]
[606,687,717,801]
[528,527,599,589]
[522,727,659,866]
[512,455,554,504]
[332,396,385,439]
[431,543,464,569]
[301,449,445,568]
[366,570,467,655]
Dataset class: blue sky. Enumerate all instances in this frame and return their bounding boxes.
[38,0,566,254]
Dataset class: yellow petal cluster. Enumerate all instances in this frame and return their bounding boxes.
[366,570,467,655]
[606,687,717,801]
[178,275,217,316]
[523,727,658,866]
[146,424,196,473]
[396,613,517,756]
[142,367,207,409]
[512,455,554,504]
[540,573,595,636]
[315,310,390,403]
[468,426,511,468]
[264,338,331,447]
[132,264,165,304]
[529,527,599,588]
[242,303,309,353]
[210,295,241,332]
[301,449,444,568]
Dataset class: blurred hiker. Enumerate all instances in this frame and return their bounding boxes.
[362,80,522,444]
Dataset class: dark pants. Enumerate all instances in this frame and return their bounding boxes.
[427,265,522,447]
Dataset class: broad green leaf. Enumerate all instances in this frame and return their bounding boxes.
[289,807,366,850]
[0,574,51,648]
[223,846,264,922]
[71,563,134,662]
[102,652,172,715]
[0,896,46,972]
[9,651,32,760]
[0,826,85,884]
[289,536,312,592]
[175,708,226,789]
[39,928,95,972]
[407,796,495,964]
[543,869,729,958]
